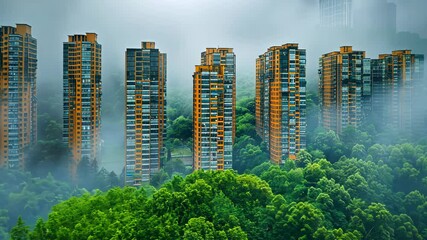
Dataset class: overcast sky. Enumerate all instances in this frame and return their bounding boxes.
[1,0,426,90]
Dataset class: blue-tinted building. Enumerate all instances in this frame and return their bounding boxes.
[125,42,167,186]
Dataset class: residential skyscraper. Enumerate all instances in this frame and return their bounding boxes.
[193,48,235,170]
[353,0,396,35]
[125,42,167,186]
[256,43,306,163]
[371,50,424,134]
[63,33,102,179]
[371,57,388,125]
[319,46,371,134]
[0,24,37,169]
[319,0,352,28]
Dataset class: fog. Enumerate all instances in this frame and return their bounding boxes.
[1,0,427,173]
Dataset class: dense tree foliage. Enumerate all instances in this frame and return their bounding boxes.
[168,116,193,142]
[27,97,71,182]
[19,146,427,239]
[251,147,427,239]
[0,167,120,239]
[0,169,82,239]
[75,157,120,191]
[25,171,271,239]
[233,97,269,172]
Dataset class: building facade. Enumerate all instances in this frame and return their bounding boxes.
[193,48,235,170]
[319,46,371,134]
[371,50,424,134]
[319,0,352,28]
[125,42,167,186]
[353,0,396,35]
[256,43,306,163]
[0,24,37,169]
[63,33,102,179]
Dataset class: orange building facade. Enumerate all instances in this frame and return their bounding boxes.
[256,43,306,164]
[319,46,371,134]
[63,33,102,179]
[0,24,37,169]
[193,48,235,170]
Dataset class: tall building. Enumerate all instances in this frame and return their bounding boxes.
[125,42,167,186]
[319,46,371,134]
[256,43,306,163]
[371,57,388,126]
[63,33,102,179]
[371,50,424,134]
[353,0,396,35]
[319,0,352,28]
[193,48,235,170]
[0,24,37,169]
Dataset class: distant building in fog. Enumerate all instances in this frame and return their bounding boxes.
[256,43,307,163]
[319,0,352,28]
[0,24,37,169]
[371,50,424,135]
[353,0,396,35]
[124,42,167,186]
[63,33,102,180]
[193,48,235,171]
[319,46,371,134]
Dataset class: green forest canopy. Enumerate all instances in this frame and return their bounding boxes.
[11,143,427,240]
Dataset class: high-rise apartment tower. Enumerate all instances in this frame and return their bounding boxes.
[319,0,352,28]
[193,48,235,170]
[0,24,37,169]
[371,50,424,134]
[125,42,167,186]
[319,46,371,134]
[63,33,102,179]
[256,43,307,163]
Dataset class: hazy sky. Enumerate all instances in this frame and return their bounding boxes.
[1,0,426,90]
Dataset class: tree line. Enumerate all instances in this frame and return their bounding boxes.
[11,146,427,239]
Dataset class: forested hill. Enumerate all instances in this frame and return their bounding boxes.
[12,148,427,239]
